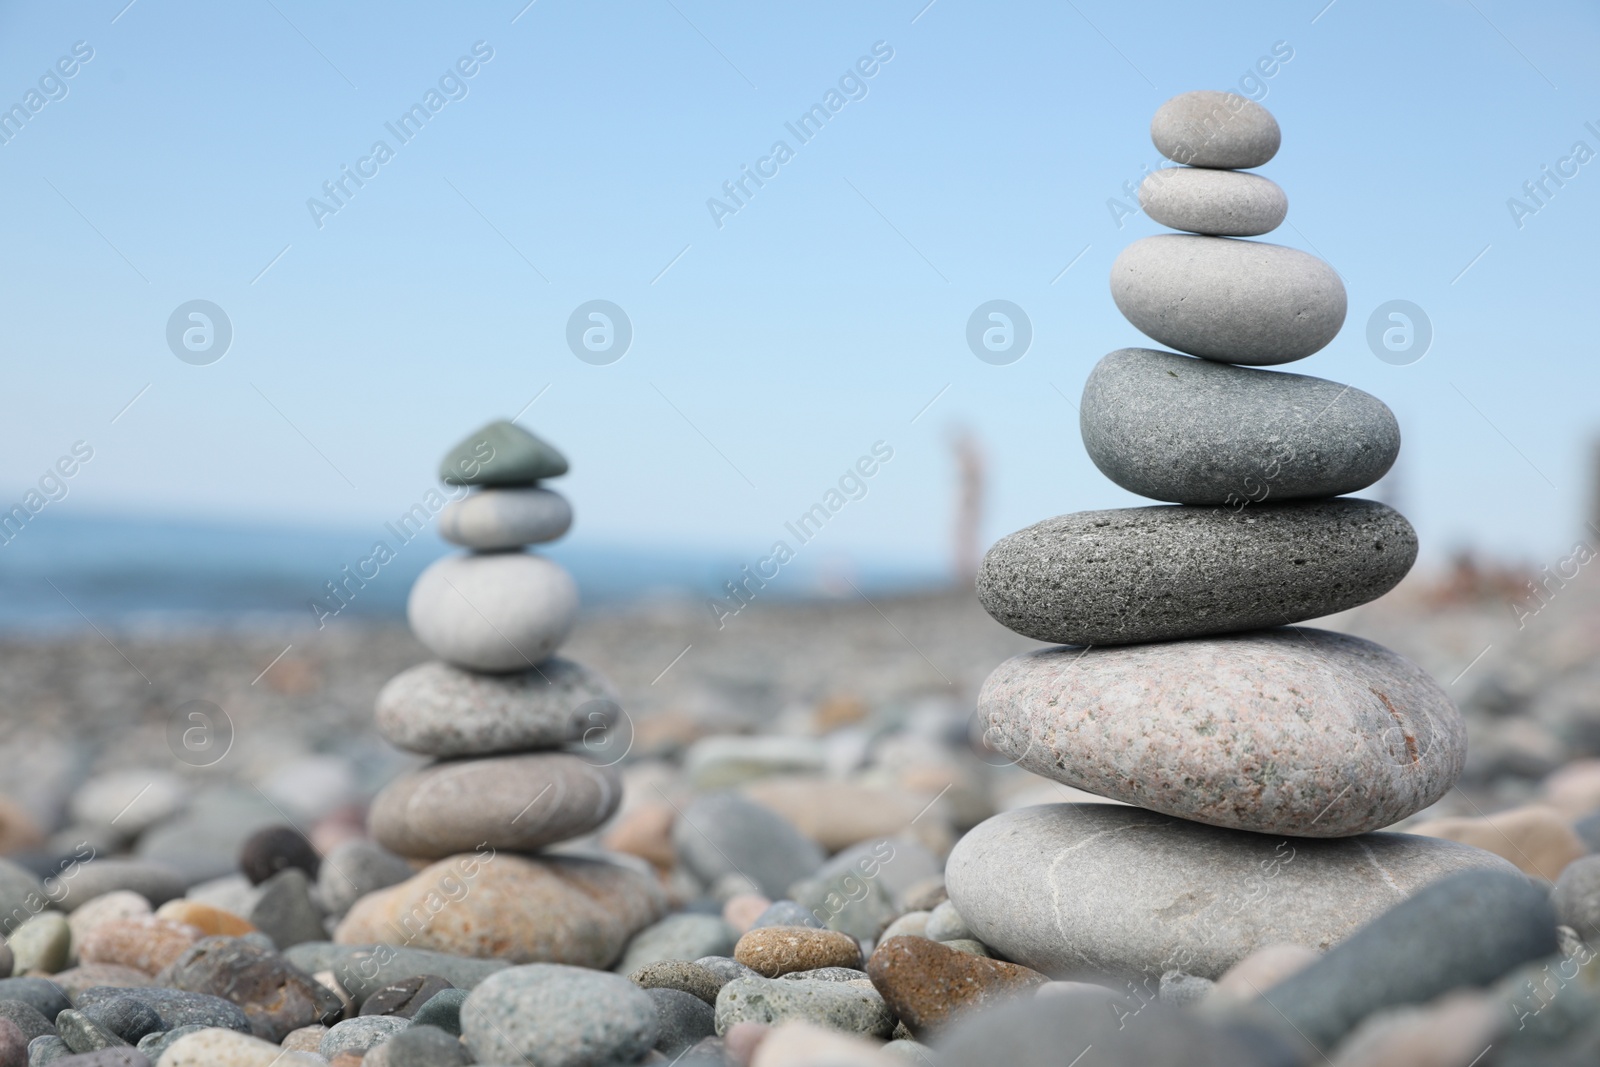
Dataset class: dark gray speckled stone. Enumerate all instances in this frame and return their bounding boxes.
[976,499,1416,646]
[1081,348,1399,505]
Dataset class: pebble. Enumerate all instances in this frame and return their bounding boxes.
[600,802,676,873]
[407,988,467,1035]
[1552,854,1600,940]
[69,895,151,950]
[1080,348,1400,505]
[1159,971,1214,1005]
[358,975,452,1018]
[437,486,572,549]
[245,870,325,950]
[407,553,579,673]
[278,1025,326,1053]
[461,963,658,1067]
[0,1018,23,1067]
[714,976,894,1039]
[152,902,253,940]
[319,1016,407,1058]
[1208,943,1319,1006]
[696,955,760,984]
[146,1027,323,1065]
[629,960,725,1006]
[750,901,825,931]
[159,937,343,1042]
[362,1023,469,1067]
[182,876,260,921]
[879,912,929,942]
[647,987,716,1054]
[76,987,250,1033]
[27,1035,71,1064]
[619,914,738,973]
[78,996,161,1045]
[867,935,1047,1036]
[924,902,972,943]
[1410,804,1586,880]
[283,944,506,1003]
[69,772,187,837]
[722,893,770,934]
[368,753,622,859]
[1329,991,1499,1067]
[945,803,1521,980]
[7,913,69,974]
[777,967,868,983]
[55,1051,149,1066]
[789,868,896,945]
[735,927,862,978]
[0,980,69,1023]
[238,827,320,887]
[739,778,935,853]
[1245,870,1557,1052]
[1139,166,1287,236]
[0,1000,54,1043]
[46,968,152,1003]
[131,1025,202,1064]
[978,627,1464,836]
[334,853,665,969]
[1150,90,1281,169]
[1111,235,1345,364]
[77,920,202,976]
[1542,758,1600,815]
[977,500,1417,646]
[438,419,569,486]
[0,862,43,932]
[375,658,617,758]
[54,1010,127,1054]
[50,864,185,915]
[747,1020,901,1067]
[683,737,828,790]
[315,841,414,919]
[672,793,824,900]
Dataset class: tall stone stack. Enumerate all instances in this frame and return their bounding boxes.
[945,93,1518,981]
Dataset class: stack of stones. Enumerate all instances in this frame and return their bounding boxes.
[947,92,1519,981]
[335,419,664,965]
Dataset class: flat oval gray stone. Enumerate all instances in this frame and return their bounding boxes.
[407,552,578,673]
[945,804,1521,981]
[1111,235,1346,365]
[375,658,617,758]
[437,487,572,550]
[1151,90,1280,169]
[979,628,1465,836]
[1081,348,1400,505]
[977,499,1416,646]
[1139,167,1287,236]
[369,752,621,860]
[461,964,657,1067]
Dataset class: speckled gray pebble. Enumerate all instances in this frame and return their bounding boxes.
[646,988,715,1054]
[133,1025,204,1062]
[750,901,825,930]
[79,997,161,1046]
[1552,855,1600,941]
[1140,167,1287,236]
[1081,348,1399,505]
[460,964,658,1067]
[375,657,618,758]
[320,1015,409,1058]
[438,486,572,550]
[945,804,1522,981]
[672,793,824,899]
[0,980,68,1023]
[618,914,738,973]
[0,1000,55,1043]
[1150,90,1281,169]
[285,943,508,1003]
[367,1023,470,1067]
[925,901,973,943]
[776,967,868,982]
[54,1010,126,1054]
[26,1035,71,1065]
[408,988,468,1036]
[75,986,251,1034]
[979,628,1465,836]
[978,499,1416,646]
[1111,235,1345,365]
[693,956,759,984]
[629,961,725,1006]
[714,976,894,1038]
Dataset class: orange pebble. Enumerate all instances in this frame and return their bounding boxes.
[156,899,258,938]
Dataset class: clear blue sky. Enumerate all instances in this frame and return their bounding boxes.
[2,0,1596,578]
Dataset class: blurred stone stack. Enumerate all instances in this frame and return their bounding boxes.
[945,92,1517,980]
[334,419,665,966]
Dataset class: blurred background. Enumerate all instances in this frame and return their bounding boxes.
[0,0,1597,874]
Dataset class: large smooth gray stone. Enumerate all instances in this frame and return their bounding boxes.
[437,487,572,550]
[1111,235,1345,365]
[407,552,578,673]
[976,499,1416,646]
[672,793,824,900]
[375,658,617,759]
[368,752,621,860]
[979,628,1465,836]
[1081,348,1399,505]
[945,804,1521,981]
[1139,167,1287,236]
[1250,870,1556,1053]
[1150,90,1280,169]
[461,964,657,1067]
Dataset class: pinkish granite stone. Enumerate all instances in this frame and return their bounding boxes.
[978,628,1464,836]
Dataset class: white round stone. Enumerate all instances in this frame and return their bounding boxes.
[1138,167,1287,237]
[407,552,578,673]
[1150,90,1280,169]
[438,487,573,550]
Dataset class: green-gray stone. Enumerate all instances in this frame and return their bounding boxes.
[55,1008,130,1053]
[6,912,69,975]
[410,988,469,1036]
[439,420,568,486]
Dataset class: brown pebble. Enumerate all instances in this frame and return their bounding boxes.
[867,935,1047,1037]
[329,1053,365,1067]
[734,925,861,978]
[156,899,258,938]
[76,916,203,975]
[1410,804,1587,881]
[601,801,677,873]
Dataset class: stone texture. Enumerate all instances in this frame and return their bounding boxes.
[132,1026,203,1064]
[238,826,320,887]
[437,486,572,549]
[1553,854,1600,941]
[1139,167,1287,236]
[715,976,894,1039]
[407,552,579,673]
[618,914,738,973]
[438,419,568,486]
[1409,804,1587,880]
[334,853,664,968]
[76,986,251,1033]
[77,919,202,976]
[315,841,413,919]
[158,937,343,1042]
[735,927,862,978]
[629,961,727,1006]
[282,943,507,1003]
[1150,90,1281,169]
[245,870,325,950]
[77,996,161,1045]
[867,935,1047,1037]
[152,902,254,940]
[978,628,1464,836]
[0,999,54,1043]
[147,1028,323,1065]
[672,793,824,900]
[368,752,621,859]
[69,895,153,958]
[1245,870,1557,1052]
[363,1023,469,1067]
[319,1015,407,1057]
[358,975,452,1019]
[7,913,69,974]
[1111,235,1345,364]
[977,501,1417,646]
[1081,348,1400,505]
[460,964,657,1067]
[924,902,973,943]
[0,1017,23,1067]
[407,989,467,1035]
[945,804,1521,980]
[375,657,617,759]
[647,987,715,1055]
[54,1009,128,1054]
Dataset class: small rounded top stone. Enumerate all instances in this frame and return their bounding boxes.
[1151,90,1281,169]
